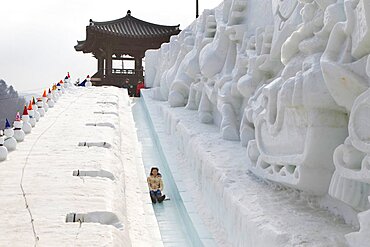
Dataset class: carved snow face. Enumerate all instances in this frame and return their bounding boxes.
[273,0,300,30]
[300,3,316,22]
[14,121,22,128]
[22,115,29,121]
[4,128,14,137]
[322,2,345,31]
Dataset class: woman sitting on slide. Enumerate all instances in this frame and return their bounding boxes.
[147,167,166,203]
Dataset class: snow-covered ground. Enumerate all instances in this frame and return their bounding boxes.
[0,84,360,247]
[0,86,162,246]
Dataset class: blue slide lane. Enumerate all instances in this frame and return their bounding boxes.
[132,96,215,247]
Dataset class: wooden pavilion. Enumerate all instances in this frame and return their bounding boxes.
[75,10,180,92]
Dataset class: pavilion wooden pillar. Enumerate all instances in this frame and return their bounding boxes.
[97,57,104,75]
[105,47,112,78]
[135,57,142,71]
[135,55,144,81]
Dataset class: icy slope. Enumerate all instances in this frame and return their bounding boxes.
[0,87,162,246]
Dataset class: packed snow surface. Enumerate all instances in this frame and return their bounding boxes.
[0,87,162,246]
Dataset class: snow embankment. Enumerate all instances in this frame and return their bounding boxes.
[0,86,162,246]
[142,89,353,247]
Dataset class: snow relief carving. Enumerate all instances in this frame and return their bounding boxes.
[146,2,370,241]
[318,1,370,244]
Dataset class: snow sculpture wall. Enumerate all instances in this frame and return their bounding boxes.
[146,0,370,244]
[321,2,370,244]
[247,0,349,195]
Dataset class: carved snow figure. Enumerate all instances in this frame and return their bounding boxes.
[13,112,25,142]
[64,72,74,88]
[36,98,45,117]
[47,88,55,108]
[321,0,369,112]
[151,44,170,100]
[52,84,59,101]
[85,75,92,87]
[58,80,66,93]
[322,0,370,210]
[336,86,370,247]
[155,36,182,101]
[163,31,193,102]
[151,45,167,100]
[198,3,233,125]
[56,82,63,95]
[28,102,36,128]
[0,130,8,162]
[239,0,305,147]
[238,27,275,146]
[21,106,32,134]
[186,10,217,110]
[4,119,17,151]
[63,75,69,88]
[32,97,40,122]
[145,50,159,88]
[64,72,72,88]
[212,0,249,141]
[168,30,196,107]
[246,0,348,195]
[42,90,49,112]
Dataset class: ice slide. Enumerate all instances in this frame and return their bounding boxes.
[132,98,215,247]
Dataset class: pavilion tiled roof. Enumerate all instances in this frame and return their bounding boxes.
[88,10,180,39]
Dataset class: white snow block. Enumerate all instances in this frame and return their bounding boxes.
[13,120,25,142]
[0,133,8,161]
[4,128,16,151]
[21,115,32,134]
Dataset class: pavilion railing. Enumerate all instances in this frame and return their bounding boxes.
[112,68,136,74]
[95,69,144,75]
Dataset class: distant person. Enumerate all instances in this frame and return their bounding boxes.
[129,84,135,97]
[124,79,134,97]
[136,80,145,97]
[147,167,166,203]
[124,78,129,88]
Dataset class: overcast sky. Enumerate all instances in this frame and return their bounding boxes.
[0,0,219,92]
